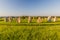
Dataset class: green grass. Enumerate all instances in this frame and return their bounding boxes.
[0,18,60,40]
[0,25,59,40]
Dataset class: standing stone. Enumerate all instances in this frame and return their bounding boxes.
[37,17,42,23]
[17,17,21,23]
[33,17,34,20]
[8,17,11,22]
[28,16,31,23]
[9,17,11,22]
[47,16,51,22]
[6,17,9,22]
[3,17,6,22]
[53,16,57,22]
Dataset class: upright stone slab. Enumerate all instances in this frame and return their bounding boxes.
[8,17,11,22]
[17,16,21,23]
[37,17,42,23]
[6,17,9,22]
[28,16,31,23]
[33,17,34,20]
[53,16,57,22]
[3,17,6,22]
[47,16,51,22]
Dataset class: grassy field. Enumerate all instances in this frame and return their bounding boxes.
[0,17,60,40]
[0,25,60,40]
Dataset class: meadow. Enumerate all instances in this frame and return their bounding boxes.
[0,16,60,40]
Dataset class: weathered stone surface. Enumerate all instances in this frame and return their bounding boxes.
[6,17,8,22]
[8,17,11,22]
[33,17,34,20]
[53,16,57,22]
[37,17,42,23]
[47,16,51,22]
[17,17,21,23]
[3,17,6,22]
[28,16,32,23]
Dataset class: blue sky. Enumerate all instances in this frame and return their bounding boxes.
[0,0,60,16]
